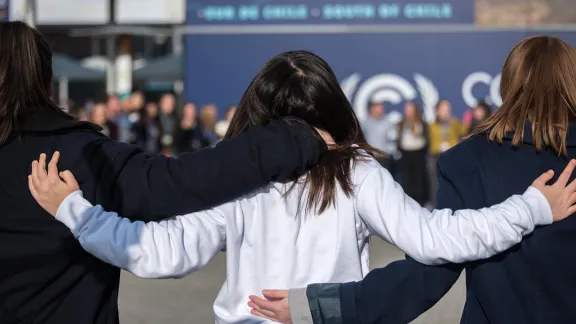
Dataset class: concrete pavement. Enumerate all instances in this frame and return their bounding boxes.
[118,239,465,324]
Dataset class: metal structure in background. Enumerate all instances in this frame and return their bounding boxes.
[66,0,184,97]
[52,54,106,107]
[11,0,184,99]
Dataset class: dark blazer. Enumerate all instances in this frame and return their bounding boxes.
[0,107,325,324]
[329,123,576,324]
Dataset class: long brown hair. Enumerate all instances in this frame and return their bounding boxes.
[469,35,576,156]
[225,50,381,214]
[398,101,424,135]
[0,21,63,142]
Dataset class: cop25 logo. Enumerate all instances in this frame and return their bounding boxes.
[462,72,502,108]
[341,73,439,123]
[342,72,503,122]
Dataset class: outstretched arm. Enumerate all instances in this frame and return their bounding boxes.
[75,119,326,222]
[28,155,228,278]
[55,191,227,278]
[357,163,553,265]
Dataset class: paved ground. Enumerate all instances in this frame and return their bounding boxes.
[118,239,465,324]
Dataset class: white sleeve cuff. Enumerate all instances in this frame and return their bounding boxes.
[524,186,553,226]
[55,190,94,236]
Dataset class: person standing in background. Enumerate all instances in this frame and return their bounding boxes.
[199,104,220,146]
[106,95,122,132]
[126,91,144,125]
[90,102,119,141]
[106,95,127,141]
[361,102,396,170]
[158,93,178,155]
[106,95,121,120]
[398,102,429,205]
[111,92,142,143]
[428,100,467,203]
[215,105,237,139]
[75,107,90,122]
[130,102,162,155]
[469,100,493,133]
[174,102,208,154]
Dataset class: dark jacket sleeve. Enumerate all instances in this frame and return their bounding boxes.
[306,157,465,324]
[76,119,326,222]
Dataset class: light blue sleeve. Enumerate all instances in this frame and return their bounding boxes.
[55,191,226,279]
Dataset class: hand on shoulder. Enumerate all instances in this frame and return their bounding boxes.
[28,151,80,217]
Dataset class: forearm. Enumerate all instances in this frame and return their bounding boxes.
[411,186,551,265]
[86,120,325,222]
[55,191,225,278]
[360,166,552,265]
[301,259,464,324]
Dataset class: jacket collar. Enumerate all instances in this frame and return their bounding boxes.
[502,121,576,148]
[19,106,102,134]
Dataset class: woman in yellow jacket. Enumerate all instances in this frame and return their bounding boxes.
[428,100,468,203]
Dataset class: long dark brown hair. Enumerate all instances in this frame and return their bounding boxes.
[225,50,381,214]
[469,36,576,156]
[0,21,65,142]
[398,101,424,135]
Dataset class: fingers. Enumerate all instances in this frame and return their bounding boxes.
[249,309,278,322]
[37,153,48,181]
[532,170,554,188]
[47,152,60,182]
[31,161,41,189]
[249,309,269,320]
[248,301,277,320]
[569,192,576,206]
[28,175,39,200]
[248,295,276,312]
[555,159,576,187]
[59,170,79,189]
[565,173,576,194]
[262,290,289,299]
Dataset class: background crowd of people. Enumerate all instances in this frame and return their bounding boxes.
[70,93,237,157]
[362,99,493,207]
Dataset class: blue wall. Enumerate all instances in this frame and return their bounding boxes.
[184,31,576,121]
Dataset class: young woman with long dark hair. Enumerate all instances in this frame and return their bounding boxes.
[28,50,576,324]
[129,102,163,155]
[0,21,326,324]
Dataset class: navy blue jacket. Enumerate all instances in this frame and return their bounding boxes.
[0,107,325,324]
[335,124,576,324]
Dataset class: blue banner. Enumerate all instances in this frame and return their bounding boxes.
[186,0,475,25]
[184,31,576,121]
